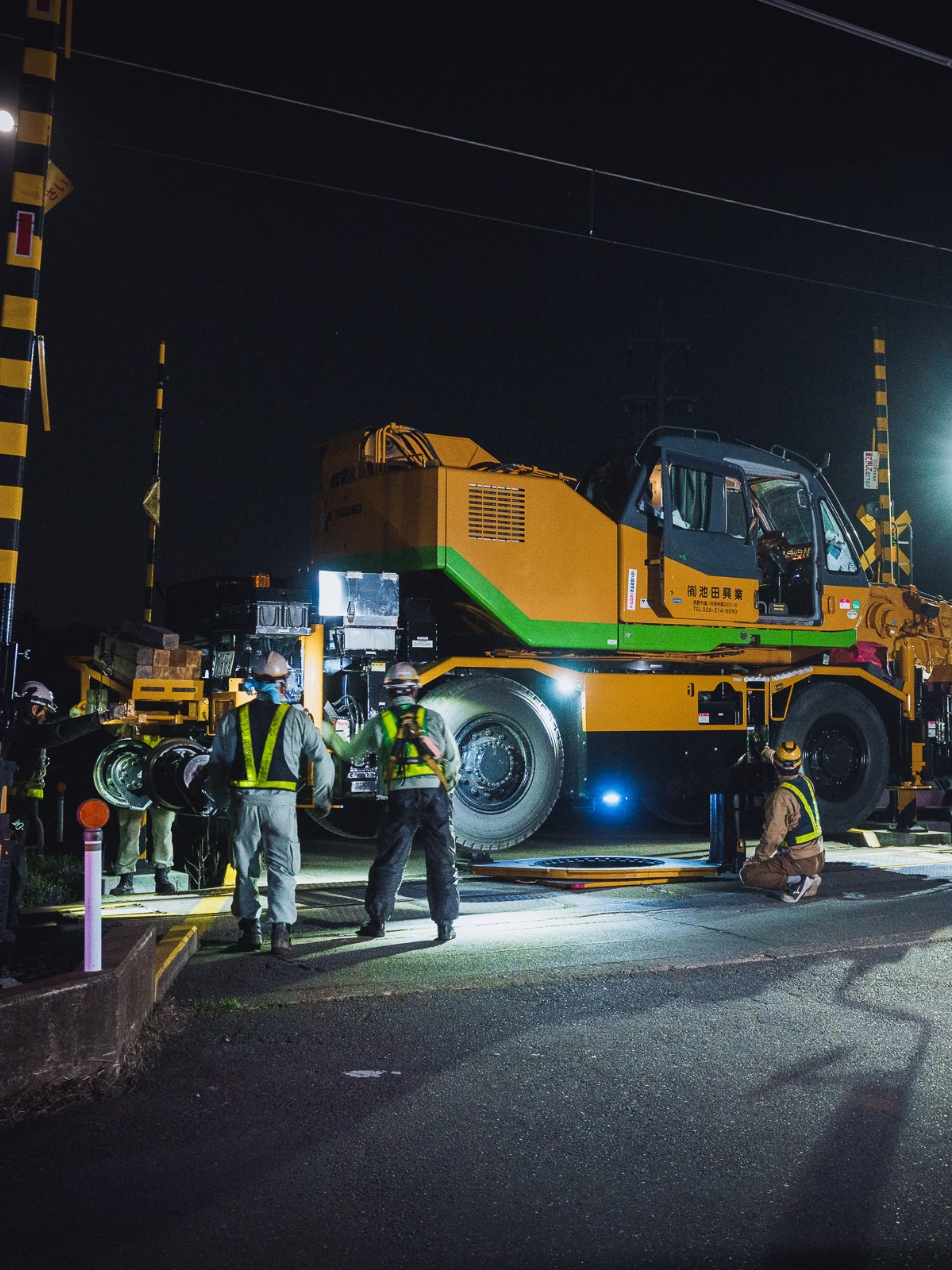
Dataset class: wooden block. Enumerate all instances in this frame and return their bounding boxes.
[120,619,179,650]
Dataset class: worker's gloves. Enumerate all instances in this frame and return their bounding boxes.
[102,701,134,722]
[312,797,332,820]
[320,721,335,745]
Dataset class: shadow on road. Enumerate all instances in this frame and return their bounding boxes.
[758,943,934,1269]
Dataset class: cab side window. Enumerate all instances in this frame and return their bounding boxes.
[820,500,859,574]
[670,466,713,529]
[669,466,747,538]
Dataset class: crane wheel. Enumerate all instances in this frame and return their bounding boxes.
[422,674,564,853]
[774,682,889,834]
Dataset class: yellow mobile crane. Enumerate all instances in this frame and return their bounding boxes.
[311,420,952,853]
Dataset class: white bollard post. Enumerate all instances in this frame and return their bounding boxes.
[78,799,110,974]
[84,828,102,972]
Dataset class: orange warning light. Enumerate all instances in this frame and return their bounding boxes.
[77,799,110,829]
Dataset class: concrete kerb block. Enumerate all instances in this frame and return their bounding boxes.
[154,924,198,1002]
[0,923,156,1102]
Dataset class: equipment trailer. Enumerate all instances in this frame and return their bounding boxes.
[311,422,952,853]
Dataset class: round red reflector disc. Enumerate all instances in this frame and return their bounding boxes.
[77,798,110,829]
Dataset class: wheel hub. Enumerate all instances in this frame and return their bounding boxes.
[805,718,866,798]
[457,716,530,811]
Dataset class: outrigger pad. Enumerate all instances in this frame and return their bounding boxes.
[470,856,720,889]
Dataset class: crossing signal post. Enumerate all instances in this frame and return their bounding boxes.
[857,330,912,584]
[0,1,64,938]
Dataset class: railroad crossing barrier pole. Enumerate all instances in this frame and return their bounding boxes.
[78,799,110,973]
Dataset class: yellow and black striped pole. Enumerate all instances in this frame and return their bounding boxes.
[0,0,62,653]
[872,329,896,586]
[143,341,165,623]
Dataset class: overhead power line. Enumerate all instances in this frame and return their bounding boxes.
[2,30,951,259]
[755,0,952,69]
[64,133,952,311]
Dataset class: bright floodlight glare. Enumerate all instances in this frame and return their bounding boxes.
[0,111,15,133]
[602,791,622,806]
[555,676,578,695]
[318,570,345,617]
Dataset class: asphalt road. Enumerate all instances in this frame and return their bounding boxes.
[4,838,952,1270]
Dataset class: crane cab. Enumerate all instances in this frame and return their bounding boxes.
[605,429,869,641]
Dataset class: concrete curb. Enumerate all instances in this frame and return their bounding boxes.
[155,924,198,1002]
[0,924,157,1101]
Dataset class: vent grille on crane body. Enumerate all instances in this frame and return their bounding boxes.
[467,483,526,542]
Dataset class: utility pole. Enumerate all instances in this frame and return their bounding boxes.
[622,333,698,439]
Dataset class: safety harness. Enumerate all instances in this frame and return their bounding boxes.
[380,705,448,790]
[779,773,822,846]
[231,702,297,790]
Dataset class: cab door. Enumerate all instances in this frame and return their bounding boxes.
[660,449,761,625]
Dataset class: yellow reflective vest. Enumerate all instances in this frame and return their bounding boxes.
[230,703,297,790]
[778,773,822,846]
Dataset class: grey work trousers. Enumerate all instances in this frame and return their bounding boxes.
[229,789,300,928]
[115,806,176,875]
[365,786,459,925]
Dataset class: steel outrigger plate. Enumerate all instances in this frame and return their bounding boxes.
[469,855,720,889]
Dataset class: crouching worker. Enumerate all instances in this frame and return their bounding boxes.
[739,740,824,903]
[208,652,335,955]
[322,662,461,943]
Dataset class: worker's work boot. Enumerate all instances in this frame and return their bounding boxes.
[110,873,135,897]
[435,923,456,943]
[233,918,262,952]
[782,874,822,904]
[271,922,292,955]
[356,919,386,938]
[154,868,176,896]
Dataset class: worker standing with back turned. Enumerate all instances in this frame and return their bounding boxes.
[322,662,461,942]
[208,651,334,955]
[739,740,825,903]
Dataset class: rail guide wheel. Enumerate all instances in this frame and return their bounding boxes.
[144,738,211,813]
[93,738,152,810]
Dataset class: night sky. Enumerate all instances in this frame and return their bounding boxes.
[1,1,951,632]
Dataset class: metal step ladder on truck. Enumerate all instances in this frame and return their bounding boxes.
[311,422,952,854]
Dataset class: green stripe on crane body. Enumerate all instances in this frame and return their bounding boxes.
[319,546,857,653]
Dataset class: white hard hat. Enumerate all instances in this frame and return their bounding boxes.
[20,680,56,711]
[251,651,291,679]
[383,662,421,693]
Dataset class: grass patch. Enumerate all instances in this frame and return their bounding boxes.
[22,851,83,907]
[191,996,243,1012]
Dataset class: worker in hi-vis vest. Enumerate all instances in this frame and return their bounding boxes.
[208,651,334,955]
[322,661,461,943]
[739,740,825,904]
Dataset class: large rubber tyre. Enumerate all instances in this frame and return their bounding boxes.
[422,675,564,852]
[773,682,889,834]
